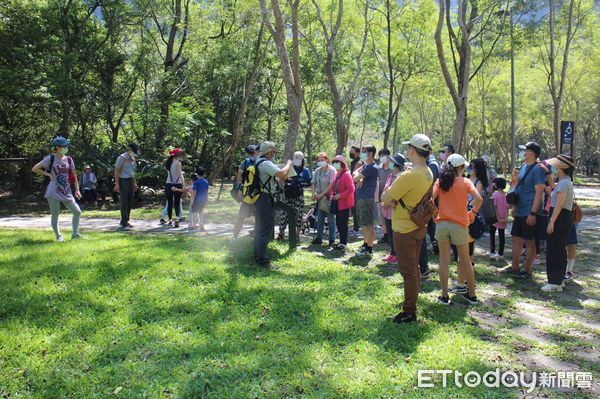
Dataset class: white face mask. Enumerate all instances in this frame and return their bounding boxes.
[293,159,302,167]
[380,156,389,164]
[317,160,326,168]
[333,162,341,171]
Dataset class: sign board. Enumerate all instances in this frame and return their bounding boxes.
[560,121,575,155]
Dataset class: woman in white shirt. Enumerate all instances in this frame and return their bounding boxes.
[165,148,186,227]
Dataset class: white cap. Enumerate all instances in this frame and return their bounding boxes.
[293,151,304,162]
[403,134,432,152]
[447,153,469,168]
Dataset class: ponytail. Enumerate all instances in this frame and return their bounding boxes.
[439,162,459,192]
[165,155,174,171]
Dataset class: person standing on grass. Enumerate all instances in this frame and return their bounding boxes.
[254,141,292,269]
[348,145,363,234]
[165,148,186,228]
[32,136,82,242]
[489,178,508,260]
[189,167,209,230]
[113,143,140,231]
[433,154,483,306]
[502,141,545,279]
[80,165,98,205]
[381,134,434,323]
[540,154,575,292]
[311,152,336,246]
[353,145,379,256]
[329,155,355,251]
[277,151,312,241]
[418,150,442,280]
[377,148,393,244]
[233,145,259,238]
[381,153,406,263]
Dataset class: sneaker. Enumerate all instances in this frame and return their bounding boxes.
[71,234,85,240]
[392,312,417,323]
[533,255,541,265]
[437,295,451,305]
[487,252,496,259]
[387,255,399,264]
[57,235,65,242]
[431,240,439,255]
[159,219,167,225]
[167,220,173,226]
[493,253,504,260]
[448,284,467,294]
[541,283,562,292]
[127,223,133,228]
[420,270,431,280]
[462,294,479,304]
[500,267,521,277]
[564,271,574,280]
[118,226,130,232]
[174,220,180,228]
[332,243,346,251]
[311,238,323,245]
[515,270,533,280]
[356,247,372,257]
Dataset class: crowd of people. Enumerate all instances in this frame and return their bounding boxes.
[33,135,581,322]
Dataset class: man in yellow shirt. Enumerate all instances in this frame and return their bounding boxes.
[381,134,434,323]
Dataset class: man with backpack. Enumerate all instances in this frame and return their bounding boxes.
[233,145,259,238]
[251,142,292,269]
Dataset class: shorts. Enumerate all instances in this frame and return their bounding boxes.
[567,224,578,245]
[435,221,469,246]
[356,198,375,227]
[510,215,543,241]
[238,201,254,218]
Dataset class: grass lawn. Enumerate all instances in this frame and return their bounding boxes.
[0,228,598,398]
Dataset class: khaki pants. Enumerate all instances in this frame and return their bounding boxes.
[393,227,426,315]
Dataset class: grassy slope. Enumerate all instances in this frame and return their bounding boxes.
[0,230,597,398]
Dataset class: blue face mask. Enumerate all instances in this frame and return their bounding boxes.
[360,152,368,162]
[549,165,558,175]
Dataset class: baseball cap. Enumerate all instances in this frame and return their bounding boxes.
[519,141,541,157]
[50,136,70,147]
[447,153,469,168]
[245,144,258,155]
[403,134,432,152]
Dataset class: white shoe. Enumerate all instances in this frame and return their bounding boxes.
[493,253,504,260]
[57,235,65,242]
[541,283,563,292]
[533,256,542,265]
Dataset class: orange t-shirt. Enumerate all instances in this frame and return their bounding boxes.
[434,177,477,228]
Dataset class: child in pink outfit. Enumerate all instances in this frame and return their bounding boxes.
[489,177,508,259]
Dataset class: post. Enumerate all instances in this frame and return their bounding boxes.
[510,8,516,173]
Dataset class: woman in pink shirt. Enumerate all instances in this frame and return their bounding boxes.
[330,155,355,251]
[489,177,509,260]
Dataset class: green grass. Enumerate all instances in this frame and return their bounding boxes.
[0,230,598,398]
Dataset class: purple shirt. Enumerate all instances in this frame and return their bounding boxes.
[41,155,74,202]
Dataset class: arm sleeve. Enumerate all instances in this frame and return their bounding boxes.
[40,156,51,170]
[533,167,546,186]
[262,160,280,177]
[115,155,124,169]
[466,178,478,196]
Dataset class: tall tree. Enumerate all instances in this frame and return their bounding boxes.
[434,0,509,152]
[259,0,304,160]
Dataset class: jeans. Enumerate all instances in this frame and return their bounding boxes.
[393,227,426,315]
[165,183,183,220]
[254,193,274,265]
[546,207,572,284]
[48,197,81,238]
[335,208,350,245]
[119,177,134,227]
[316,208,336,243]
[161,200,184,220]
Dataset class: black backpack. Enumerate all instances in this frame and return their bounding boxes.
[283,173,303,198]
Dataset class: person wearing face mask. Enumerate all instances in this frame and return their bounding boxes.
[381,135,434,323]
[311,152,337,246]
[253,141,292,269]
[113,143,140,231]
[381,153,406,263]
[377,149,392,244]
[353,145,378,256]
[32,136,82,241]
[348,145,363,234]
[329,155,355,251]
[277,151,312,241]
[539,154,575,292]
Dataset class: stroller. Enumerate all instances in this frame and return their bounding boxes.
[301,203,328,236]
